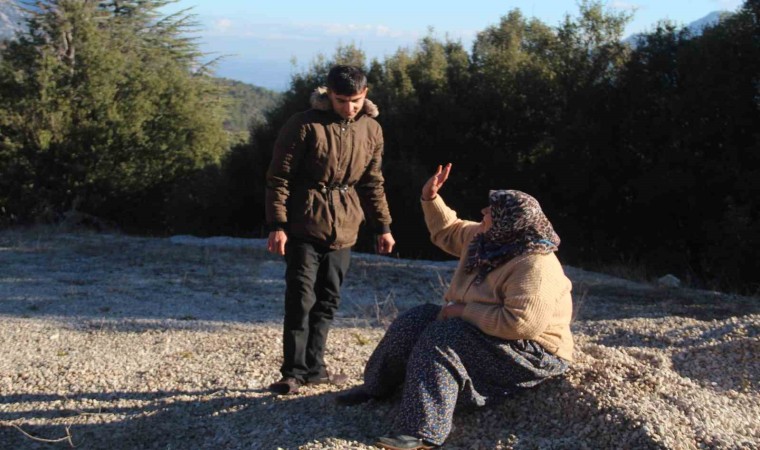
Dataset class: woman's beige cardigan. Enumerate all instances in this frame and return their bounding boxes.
[422,195,574,361]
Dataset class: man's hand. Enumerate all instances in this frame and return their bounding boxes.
[267,230,288,256]
[421,163,452,201]
[376,233,395,254]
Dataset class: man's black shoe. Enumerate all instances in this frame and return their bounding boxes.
[268,377,301,395]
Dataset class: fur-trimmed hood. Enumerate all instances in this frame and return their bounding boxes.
[309,86,379,118]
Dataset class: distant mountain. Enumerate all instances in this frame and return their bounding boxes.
[0,0,24,41]
[212,77,282,135]
[685,11,726,35]
[623,11,728,47]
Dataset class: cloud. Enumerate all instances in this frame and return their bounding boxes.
[196,17,431,66]
[610,1,641,12]
[201,17,417,42]
[213,18,234,32]
[321,23,412,39]
[259,32,321,42]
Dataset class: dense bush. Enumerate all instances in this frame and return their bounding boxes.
[1,1,757,293]
[0,0,228,228]
[240,1,758,293]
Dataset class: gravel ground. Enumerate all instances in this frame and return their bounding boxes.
[0,229,758,449]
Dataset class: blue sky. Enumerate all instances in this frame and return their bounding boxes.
[164,0,744,91]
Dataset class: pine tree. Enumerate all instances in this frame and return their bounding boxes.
[0,0,228,224]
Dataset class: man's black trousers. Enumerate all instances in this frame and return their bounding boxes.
[281,238,351,382]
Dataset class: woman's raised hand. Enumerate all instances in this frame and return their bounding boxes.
[421,163,452,201]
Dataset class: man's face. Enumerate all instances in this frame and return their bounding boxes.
[328,87,367,120]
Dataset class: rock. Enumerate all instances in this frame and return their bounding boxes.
[657,274,681,288]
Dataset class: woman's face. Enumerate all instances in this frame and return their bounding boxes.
[480,206,493,232]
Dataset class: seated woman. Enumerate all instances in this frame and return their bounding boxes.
[337,163,574,450]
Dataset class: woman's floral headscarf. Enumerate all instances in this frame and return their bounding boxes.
[465,190,560,284]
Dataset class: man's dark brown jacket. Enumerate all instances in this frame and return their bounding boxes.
[265,87,392,249]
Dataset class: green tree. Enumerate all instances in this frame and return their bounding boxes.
[368,35,476,256]
[470,10,560,179]
[0,0,227,225]
[611,0,760,291]
[530,1,632,262]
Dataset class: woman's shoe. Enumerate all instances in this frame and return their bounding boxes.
[375,434,436,449]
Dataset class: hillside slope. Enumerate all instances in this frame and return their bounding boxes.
[0,230,757,449]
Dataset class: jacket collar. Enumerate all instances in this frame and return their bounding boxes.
[309,86,380,119]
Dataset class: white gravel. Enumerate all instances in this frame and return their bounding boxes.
[0,228,758,449]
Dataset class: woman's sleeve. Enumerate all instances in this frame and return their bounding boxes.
[421,195,480,257]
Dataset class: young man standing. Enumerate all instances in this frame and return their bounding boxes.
[265,65,395,394]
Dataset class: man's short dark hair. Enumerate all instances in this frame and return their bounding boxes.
[326,65,367,95]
